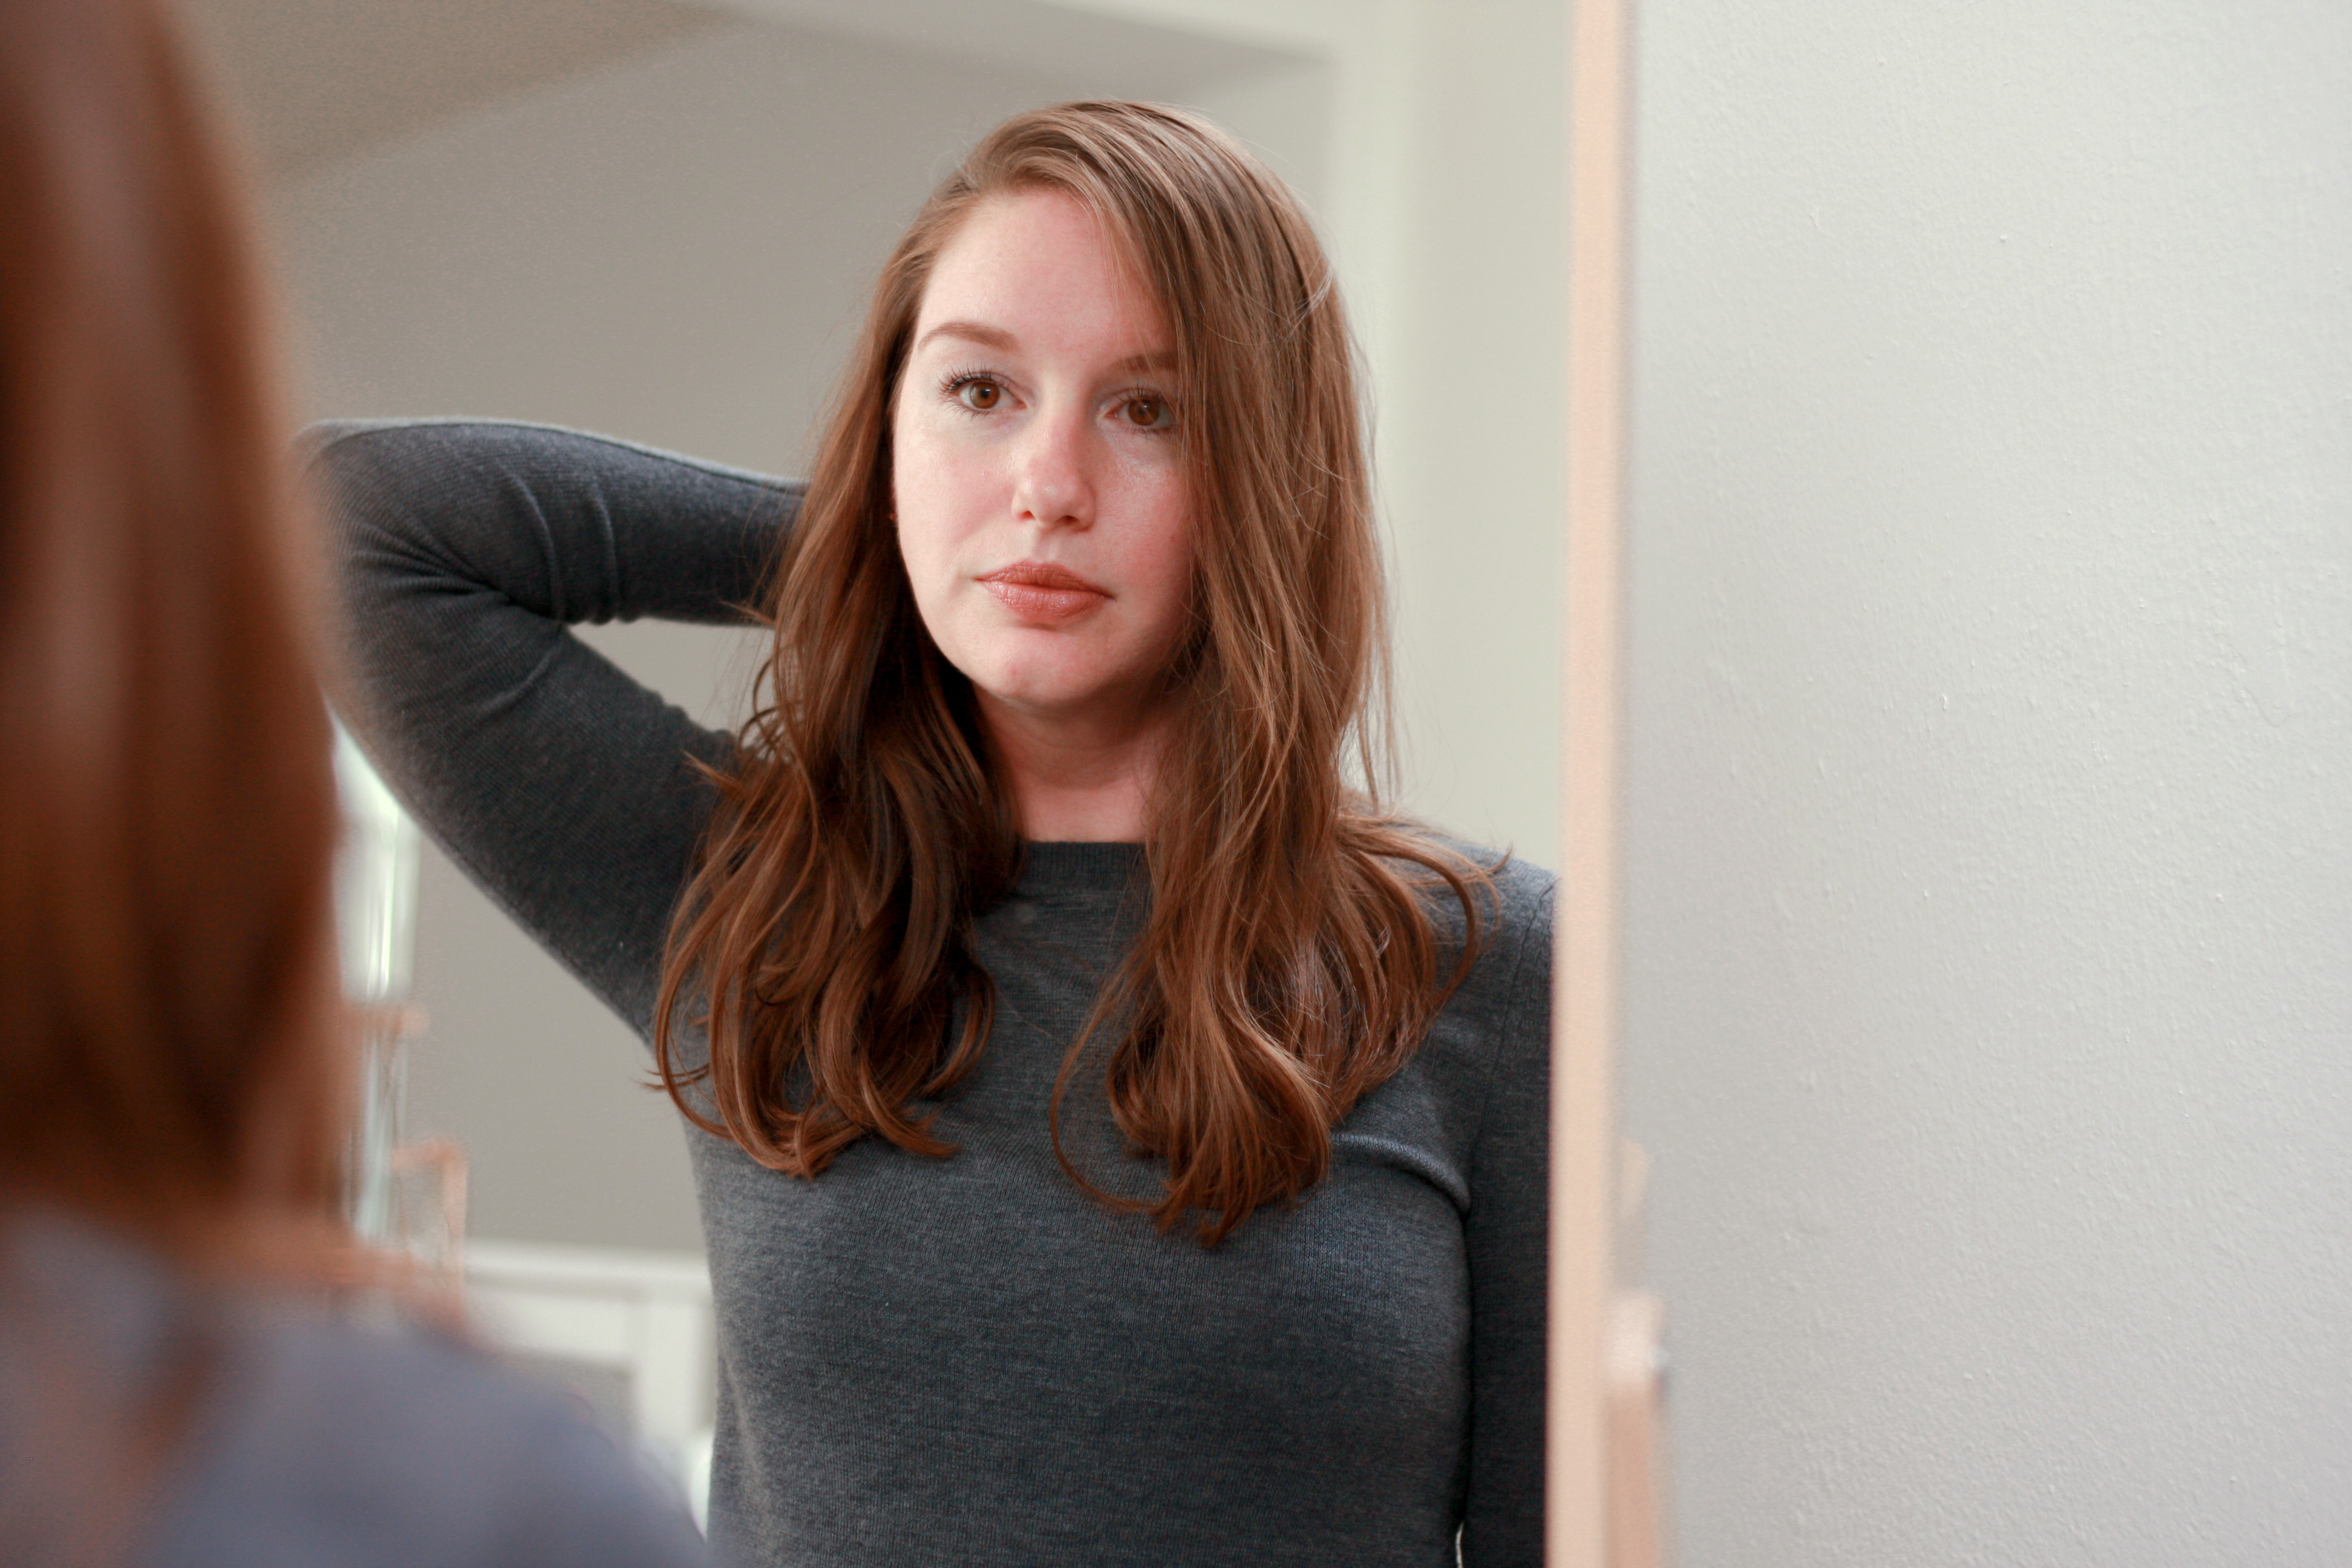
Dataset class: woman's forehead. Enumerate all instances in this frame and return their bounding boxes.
[913,189,1171,361]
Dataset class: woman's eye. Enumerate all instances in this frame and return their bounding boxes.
[1119,396,1173,431]
[953,377,1004,411]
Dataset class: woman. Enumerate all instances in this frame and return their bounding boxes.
[316,102,1552,1566]
[0,2,706,1563]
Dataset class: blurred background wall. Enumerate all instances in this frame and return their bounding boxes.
[181,0,2348,1563]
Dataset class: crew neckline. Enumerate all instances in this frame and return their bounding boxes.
[1016,840,1145,897]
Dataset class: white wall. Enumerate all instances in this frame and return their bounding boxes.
[1362,1,1566,866]
[1619,3,2352,1563]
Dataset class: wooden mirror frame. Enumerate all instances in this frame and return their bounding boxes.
[1551,0,1668,1561]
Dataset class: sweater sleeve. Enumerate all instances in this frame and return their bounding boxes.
[303,419,802,1039]
[1459,875,1555,1566]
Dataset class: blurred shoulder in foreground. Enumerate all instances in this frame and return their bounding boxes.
[1,1212,706,1568]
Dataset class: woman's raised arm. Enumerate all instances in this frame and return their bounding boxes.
[305,419,801,1038]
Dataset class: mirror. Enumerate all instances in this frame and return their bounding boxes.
[189,0,1567,1258]
[186,0,1575,1550]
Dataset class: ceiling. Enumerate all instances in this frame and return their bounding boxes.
[180,0,723,179]
[178,0,1315,184]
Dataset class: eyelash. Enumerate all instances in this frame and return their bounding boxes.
[938,367,999,407]
[936,368,1175,433]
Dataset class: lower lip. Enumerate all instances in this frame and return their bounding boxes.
[981,580,1107,624]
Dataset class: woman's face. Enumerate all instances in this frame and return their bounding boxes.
[892,188,1192,740]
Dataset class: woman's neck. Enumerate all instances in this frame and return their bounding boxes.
[979,691,1167,843]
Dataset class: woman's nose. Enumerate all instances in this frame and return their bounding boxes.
[1010,408,1093,531]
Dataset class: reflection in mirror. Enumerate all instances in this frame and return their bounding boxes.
[189,0,1570,1556]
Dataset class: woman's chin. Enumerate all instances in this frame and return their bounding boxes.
[967,667,1162,734]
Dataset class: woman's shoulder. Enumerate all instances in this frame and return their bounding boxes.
[1466,842,1557,935]
[1364,826,1554,1067]
[1384,827,1557,957]
[158,1301,707,1568]
[1347,831,1549,1150]
[1453,842,1553,1020]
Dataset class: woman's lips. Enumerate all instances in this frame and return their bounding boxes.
[978,562,1108,624]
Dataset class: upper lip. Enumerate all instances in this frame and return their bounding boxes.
[978,561,1108,595]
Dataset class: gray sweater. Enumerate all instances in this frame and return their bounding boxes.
[310,420,1552,1568]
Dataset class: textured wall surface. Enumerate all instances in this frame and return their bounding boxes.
[1618,2,2352,1562]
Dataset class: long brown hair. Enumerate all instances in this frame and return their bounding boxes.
[656,102,1491,1243]
[0,0,345,1261]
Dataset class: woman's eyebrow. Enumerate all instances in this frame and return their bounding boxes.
[915,320,1017,353]
[1112,350,1176,375]
[912,322,1174,376]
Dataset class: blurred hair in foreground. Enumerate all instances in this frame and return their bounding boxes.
[0,0,343,1558]
[0,0,342,1256]
[1,9,710,1567]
